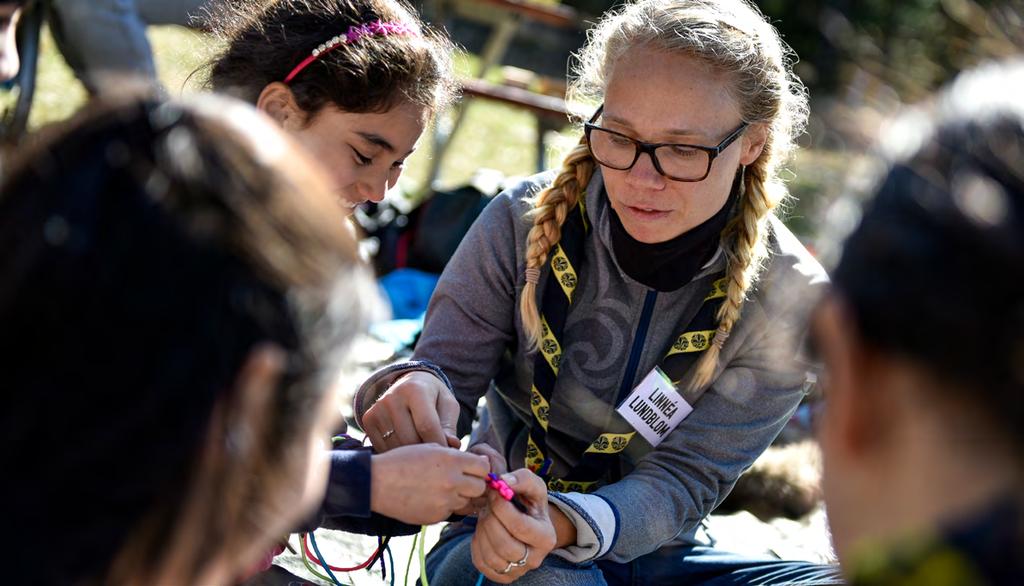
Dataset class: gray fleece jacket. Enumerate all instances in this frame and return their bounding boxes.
[356,169,828,564]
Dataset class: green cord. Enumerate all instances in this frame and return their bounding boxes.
[301,552,332,584]
[418,525,430,586]
[298,534,332,583]
[404,532,418,586]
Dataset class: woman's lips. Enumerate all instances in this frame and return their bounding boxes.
[622,205,671,221]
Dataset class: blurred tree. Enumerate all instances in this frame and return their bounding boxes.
[762,0,1023,101]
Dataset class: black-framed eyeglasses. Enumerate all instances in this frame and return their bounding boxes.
[583,105,748,182]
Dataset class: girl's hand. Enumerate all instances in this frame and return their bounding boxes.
[369,444,489,524]
[470,469,557,584]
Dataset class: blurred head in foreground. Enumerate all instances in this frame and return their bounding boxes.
[0,94,376,585]
[813,60,1024,584]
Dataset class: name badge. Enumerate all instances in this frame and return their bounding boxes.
[615,367,693,447]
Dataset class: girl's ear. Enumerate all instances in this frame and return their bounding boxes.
[814,295,899,459]
[226,344,286,457]
[256,83,308,131]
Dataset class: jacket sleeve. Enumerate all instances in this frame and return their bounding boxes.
[354,189,526,437]
[296,442,420,537]
[551,295,820,563]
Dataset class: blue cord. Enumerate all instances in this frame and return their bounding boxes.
[386,542,395,586]
[378,536,386,581]
[475,572,485,586]
[308,532,346,586]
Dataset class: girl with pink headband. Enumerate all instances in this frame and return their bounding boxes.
[202,0,496,572]
[205,0,457,211]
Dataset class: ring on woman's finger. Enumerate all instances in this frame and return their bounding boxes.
[381,429,395,440]
[498,560,516,575]
[513,545,530,567]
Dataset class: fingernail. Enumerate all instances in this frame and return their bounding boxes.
[501,473,517,485]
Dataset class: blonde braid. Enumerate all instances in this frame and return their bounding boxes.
[520,138,595,351]
[689,162,774,390]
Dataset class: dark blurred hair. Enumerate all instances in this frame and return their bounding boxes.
[0,94,375,584]
[203,0,456,116]
[833,60,1024,450]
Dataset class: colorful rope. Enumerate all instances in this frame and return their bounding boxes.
[298,535,332,583]
[308,532,345,586]
[404,532,417,586]
[418,525,430,586]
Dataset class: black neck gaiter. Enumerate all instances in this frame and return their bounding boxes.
[609,172,741,292]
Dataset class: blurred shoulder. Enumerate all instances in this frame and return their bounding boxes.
[755,215,829,318]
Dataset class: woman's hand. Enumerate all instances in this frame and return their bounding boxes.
[362,370,462,451]
[452,443,508,516]
[470,469,557,584]
[369,444,489,525]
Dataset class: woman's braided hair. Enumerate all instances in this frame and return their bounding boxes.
[520,0,808,390]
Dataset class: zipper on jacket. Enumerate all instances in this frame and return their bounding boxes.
[616,289,658,404]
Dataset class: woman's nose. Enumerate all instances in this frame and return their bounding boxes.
[625,152,666,189]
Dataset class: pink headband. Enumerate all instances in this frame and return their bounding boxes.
[283,20,419,83]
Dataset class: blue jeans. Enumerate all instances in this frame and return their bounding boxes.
[424,519,844,586]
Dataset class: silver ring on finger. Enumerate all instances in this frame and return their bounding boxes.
[381,429,395,440]
[513,545,529,567]
[498,560,516,575]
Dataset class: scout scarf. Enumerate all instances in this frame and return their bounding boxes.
[525,189,736,493]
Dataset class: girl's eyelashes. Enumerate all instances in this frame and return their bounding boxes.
[351,146,373,166]
[352,145,408,170]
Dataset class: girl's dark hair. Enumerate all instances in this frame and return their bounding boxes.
[833,60,1024,448]
[204,0,456,116]
[0,94,374,584]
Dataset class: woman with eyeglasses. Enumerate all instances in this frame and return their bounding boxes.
[353,0,839,583]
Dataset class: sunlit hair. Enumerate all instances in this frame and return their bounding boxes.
[203,0,457,117]
[520,0,809,390]
[0,93,378,585]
